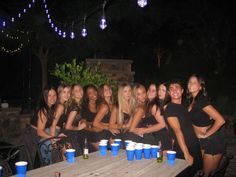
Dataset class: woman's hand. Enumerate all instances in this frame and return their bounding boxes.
[184,153,194,166]
[109,128,120,135]
[78,121,87,130]
[133,128,146,136]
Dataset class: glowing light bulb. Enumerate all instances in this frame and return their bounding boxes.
[29,3,32,8]
[62,32,66,38]
[70,32,75,39]
[51,23,54,28]
[81,27,87,37]
[18,13,21,18]
[23,9,26,13]
[44,4,47,9]
[32,0,35,3]
[48,19,51,23]
[137,0,147,8]
[3,21,6,27]
[11,17,15,22]
[54,27,58,32]
[47,14,50,18]
[99,16,107,30]
[46,9,48,14]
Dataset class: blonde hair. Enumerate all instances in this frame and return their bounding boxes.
[68,83,83,108]
[117,83,135,125]
[132,83,146,107]
[57,84,71,113]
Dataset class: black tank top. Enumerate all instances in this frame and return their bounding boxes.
[81,105,97,122]
[57,113,67,129]
[123,112,130,123]
[30,110,52,128]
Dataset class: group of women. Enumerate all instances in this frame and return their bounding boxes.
[30,74,225,177]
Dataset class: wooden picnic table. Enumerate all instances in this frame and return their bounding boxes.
[11,150,188,177]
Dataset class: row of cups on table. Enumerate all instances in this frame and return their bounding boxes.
[99,139,177,165]
[0,161,28,177]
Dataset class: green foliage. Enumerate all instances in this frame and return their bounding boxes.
[51,58,117,91]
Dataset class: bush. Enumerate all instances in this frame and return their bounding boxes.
[51,58,117,91]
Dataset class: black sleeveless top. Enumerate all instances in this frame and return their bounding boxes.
[30,110,52,128]
[57,113,67,129]
[66,102,82,126]
[189,94,213,127]
[123,112,130,123]
[81,104,97,122]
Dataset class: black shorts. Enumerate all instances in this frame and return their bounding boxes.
[199,126,225,155]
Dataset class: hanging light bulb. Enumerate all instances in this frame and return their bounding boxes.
[45,9,48,14]
[99,1,107,30]
[54,27,58,32]
[51,23,54,28]
[23,9,26,13]
[81,27,87,37]
[18,13,21,18]
[81,16,88,37]
[62,32,66,38]
[58,30,62,36]
[137,0,148,8]
[70,32,75,39]
[99,16,107,30]
[28,3,32,8]
[32,0,35,3]
[3,21,6,27]
[11,17,15,22]
[44,4,47,9]
[48,19,51,23]
[47,14,50,18]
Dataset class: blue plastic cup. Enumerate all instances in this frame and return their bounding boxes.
[167,151,176,166]
[126,146,135,161]
[0,166,3,177]
[99,143,107,156]
[151,145,159,158]
[124,140,132,148]
[143,144,151,159]
[111,143,119,156]
[135,146,143,160]
[15,161,28,177]
[66,149,75,164]
[114,139,122,149]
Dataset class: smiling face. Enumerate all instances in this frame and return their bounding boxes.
[136,87,147,104]
[103,85,112,98]
[47,89,57,107]
[60,87,71,103]
[147,84,157,100]
[73,85,83,101]
[169,83,183,103]
[87,87,98,102]
[122,85,132,102]
[158,84,167,100]
[188,76,202,97]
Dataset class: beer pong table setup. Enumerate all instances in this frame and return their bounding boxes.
[10,139,188,177]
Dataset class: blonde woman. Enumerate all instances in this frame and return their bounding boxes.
[109,83,136,141]
[50,84,71,137]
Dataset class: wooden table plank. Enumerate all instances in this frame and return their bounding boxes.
[10,150,188,177]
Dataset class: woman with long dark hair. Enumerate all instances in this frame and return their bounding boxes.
[187,74,225,176]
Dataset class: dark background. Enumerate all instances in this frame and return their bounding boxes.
[0,0,236,112]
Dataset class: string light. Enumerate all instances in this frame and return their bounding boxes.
[99,1,107,30]
[81,16,87,37]
[137,0,148,8]
[1,43,24,53]
[70,32,75,39]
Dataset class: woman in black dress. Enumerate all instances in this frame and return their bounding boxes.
[187,74,225,176]
[109,83,136,143]
[92,84,114,150]
[164,80,202,177]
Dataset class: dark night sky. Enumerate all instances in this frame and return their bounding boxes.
[0,0,236,107]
